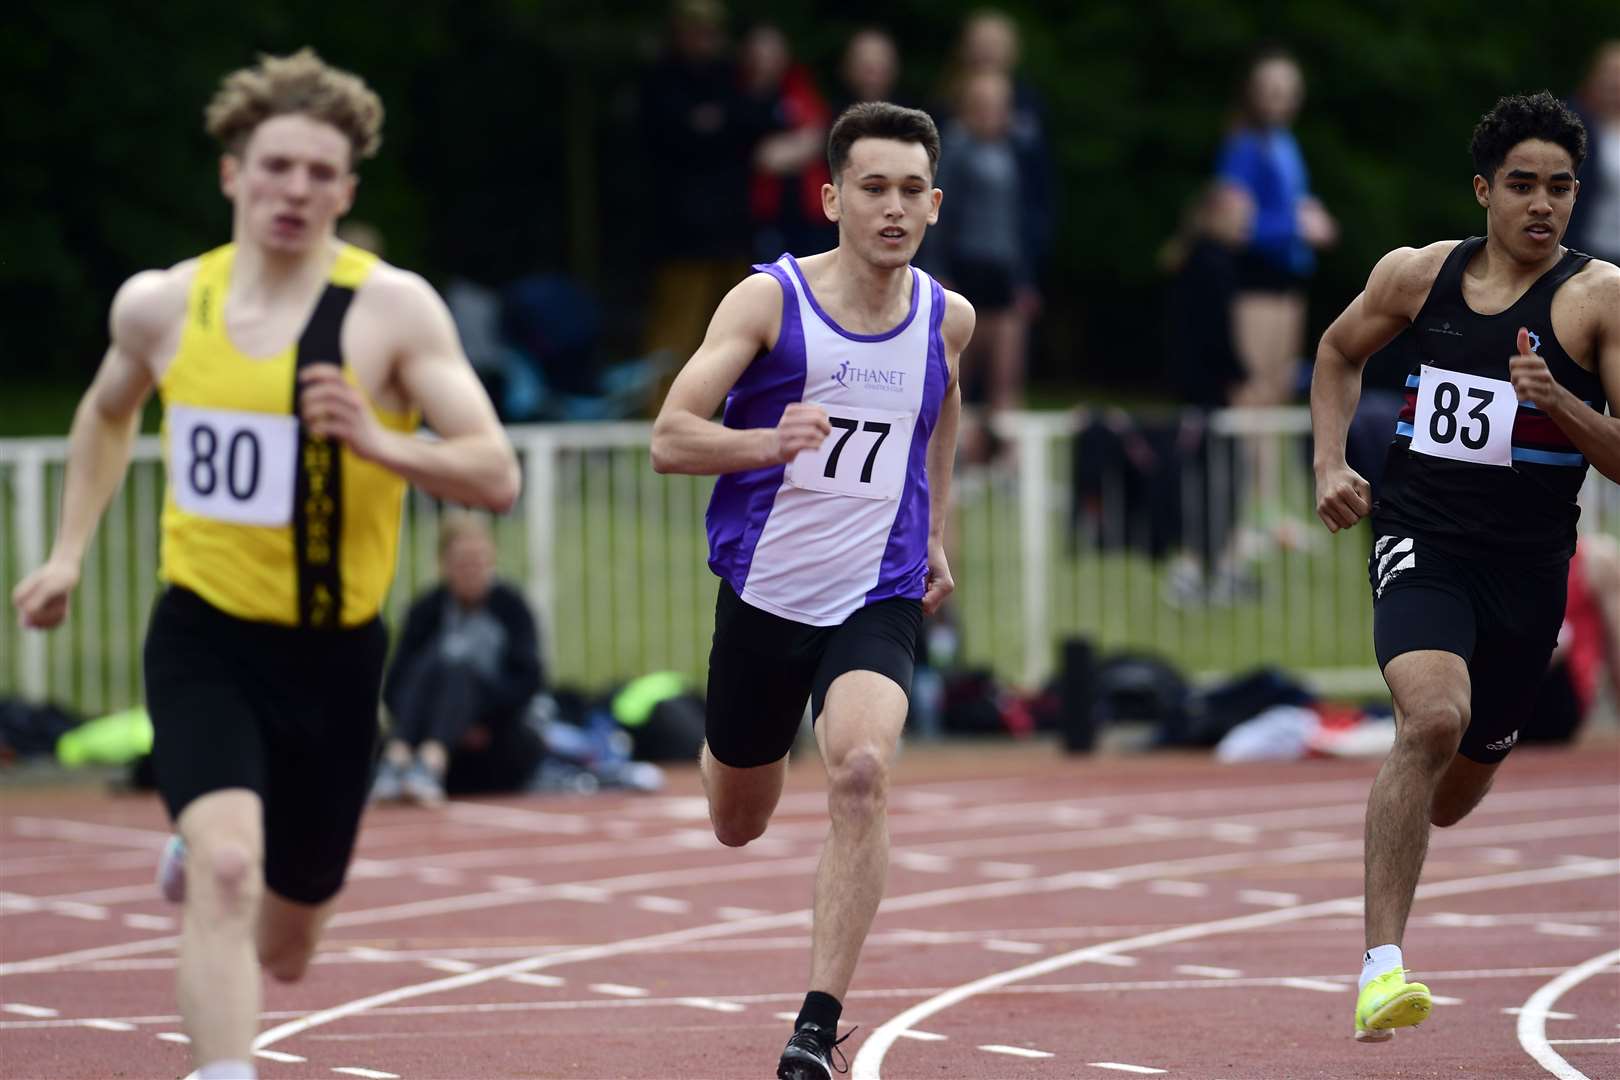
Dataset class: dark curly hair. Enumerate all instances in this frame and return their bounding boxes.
[827,102,940,182]
[1470,91,1586,181]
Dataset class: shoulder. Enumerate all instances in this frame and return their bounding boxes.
[110,260,195,351]
[1564,256,1620,327]
[1365,241,1459,312]
[939,288,976,353]
[712,268,786,331]
[355,260,446,315]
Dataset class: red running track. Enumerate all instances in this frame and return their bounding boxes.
[1,739,1616,1079]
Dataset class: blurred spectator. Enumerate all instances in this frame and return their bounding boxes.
[1529,534,1620,744]
[1567,41,1620,264]
[1160,182,1253,408]
[834,28,907,114]
[638,0,777,364]
[933,70,1034,442]
[1217,48,1337,407]
[945,9,1055,291]
[375,513,544,805]
[739,23,835,260]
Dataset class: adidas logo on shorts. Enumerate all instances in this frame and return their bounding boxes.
[1374,536,1415,599]
[1485,731,1519,752]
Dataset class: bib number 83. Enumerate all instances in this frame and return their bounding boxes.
[1428,381,1494,451]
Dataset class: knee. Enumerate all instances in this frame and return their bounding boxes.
[1395,702,1467,770]
[712,817,768,848]
[190,838,262,920]
[827,748,888,823]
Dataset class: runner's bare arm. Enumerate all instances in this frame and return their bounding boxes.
[922,291,973,615]
[651,274,831,475]
[301,269,519,511]
[12,271,175,629]
[1310,244,1442,532]
[1510,263,1620,484]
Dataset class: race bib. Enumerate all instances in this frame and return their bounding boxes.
[168,404,299,525]
[1408,365,1516,468]
[785,404,913,501]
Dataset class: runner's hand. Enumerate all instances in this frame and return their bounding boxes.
[922,538,954,615]
[774,403,831,463]
[299,364,385,459]
[1314,463,1371,533]
[1508,326,1560,411]
[12,559,80,630]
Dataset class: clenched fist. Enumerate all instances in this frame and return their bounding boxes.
[774,403,831,464]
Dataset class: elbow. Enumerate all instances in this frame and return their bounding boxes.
[480,455,522,514]
[649,426,680,474]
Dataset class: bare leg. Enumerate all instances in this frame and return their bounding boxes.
[809,671,908,999]
[175,788,265,1070]
[701,741,787,848]
[984,310,1026,413]
[257,891,338,983]
[1364,650,1470,950]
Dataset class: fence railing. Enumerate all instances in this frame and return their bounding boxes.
[3,409,1616,717]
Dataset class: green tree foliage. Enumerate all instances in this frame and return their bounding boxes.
[3,0,1613,405]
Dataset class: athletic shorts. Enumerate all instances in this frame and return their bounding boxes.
[143,586,387,904]
[1368,531,1567,764]
[705,581,922,768]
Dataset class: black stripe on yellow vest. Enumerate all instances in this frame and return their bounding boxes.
[292,285,357,628]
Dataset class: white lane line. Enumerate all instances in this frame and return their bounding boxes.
[11,817,170,849]
[1279,978,1346,994]
[1088,1064,1167,1075]
[442,801,591,836]
[1506,1007,1579,1020]
[1210,823,1258,843]
[675,997,746,1013]
[851,859,1620,1080]
[332,1069,399,1079]
[1147,881,1207,897]
[1536,922,1605,938]
[49,901,109,921]
[1477,847,1524,864]
[2,1003,58,1018]
[775,1012,800,1022]
[508,973,566,987]
[82,1019,137,1031]
[1083,954,1140,968]
[892,852,955,873]
[1429,995,1465,1005]
[255,1049,306,1063]
[976,862,1036,879]
[715,906,768,920]
[157,1032,190,1043]
[122,914,175,931]
[422,959,478,973]
[589,984,649,998]
[1175,965,1242,979]
[487,875,534,890]
[897,1030,947,1041]
[552,884,612,903]
[983,940,1044,955]
[633,895,692,914]
[1517,949,1620,1080]
[1548,1038,1620,1045]
[1237,889,1300,907]
[979,1044,1053,1058]
[412,867,464,886]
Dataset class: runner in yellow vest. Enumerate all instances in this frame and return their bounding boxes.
[11,49,518,1080]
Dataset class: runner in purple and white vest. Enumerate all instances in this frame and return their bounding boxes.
[652,102,974,1080]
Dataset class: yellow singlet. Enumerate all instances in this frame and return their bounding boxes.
[158,243,418,627]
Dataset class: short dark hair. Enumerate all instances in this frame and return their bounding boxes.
[1470,91,1587,181]
[827,102,941,182]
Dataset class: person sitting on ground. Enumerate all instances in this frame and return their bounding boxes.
[374,512,543,804]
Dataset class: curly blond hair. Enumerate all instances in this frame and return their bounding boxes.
[205,48,383,165]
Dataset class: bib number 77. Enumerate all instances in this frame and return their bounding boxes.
[1409,364,1516,468]
[786,404,913,500]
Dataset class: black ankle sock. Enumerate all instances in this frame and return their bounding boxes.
[795,990,842,1033]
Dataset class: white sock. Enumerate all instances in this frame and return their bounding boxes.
[197,1061,256,1080]
[1359,944,1404,991]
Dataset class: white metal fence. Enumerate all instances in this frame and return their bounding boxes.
[3,409,1616,717]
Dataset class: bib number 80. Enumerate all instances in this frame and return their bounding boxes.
[188,424,262,501]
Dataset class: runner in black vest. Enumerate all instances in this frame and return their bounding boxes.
[1310,92,1620,1045]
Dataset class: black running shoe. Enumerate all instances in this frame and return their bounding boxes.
[776,1022,854,1080]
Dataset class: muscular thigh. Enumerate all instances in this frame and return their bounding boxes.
[705,582,823,768]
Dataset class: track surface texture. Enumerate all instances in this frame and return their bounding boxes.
[2,738,1616,1079]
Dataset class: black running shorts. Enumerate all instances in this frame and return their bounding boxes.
[1368,530,1567,764]
[143,587,387,904]
[705,582,922,768]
